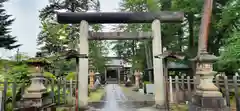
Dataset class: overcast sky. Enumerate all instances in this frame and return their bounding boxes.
[1,0,120,59]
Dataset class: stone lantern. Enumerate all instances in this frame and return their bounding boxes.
[189,49,229,111]
[94,72,101,88]
[95,72,101,82]
[124,73,127,82]
[127,73,132,82]
[21,56,52,110]
[125,71,132,87]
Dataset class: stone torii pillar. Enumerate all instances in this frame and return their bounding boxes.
[78,20,89,109]
[152,19,166,108]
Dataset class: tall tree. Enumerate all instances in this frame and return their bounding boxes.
[0,0,20,49]
[40,0,100,19]
[113,0,240,76]
[38,0,101,55]
[37,0,108,75]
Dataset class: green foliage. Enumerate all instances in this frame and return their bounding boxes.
[37,0,107,75]
[11,52,30,61]
[0,0,20,49]
[216,31,240,75]
[39,0,100,19]
[143,81,151,84]
[113,0,240,75]
[221,31,240,59]
[66,72,76,80]
[44,71,56,80]
[2,63,30,83]
[38,21,71,54]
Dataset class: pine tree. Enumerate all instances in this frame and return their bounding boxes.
[0,0,20,49]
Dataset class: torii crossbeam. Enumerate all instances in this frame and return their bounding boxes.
[57,11,184,24]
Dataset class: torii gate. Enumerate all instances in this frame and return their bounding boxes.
[57,11,184,110]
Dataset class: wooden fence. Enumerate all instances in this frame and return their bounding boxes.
[167,75,240,110]
[2,76,240,110]
[0,79,78,111]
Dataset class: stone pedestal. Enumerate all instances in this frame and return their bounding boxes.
[189,95,228,111]
[188,49,229,111]
[21,73,52,110]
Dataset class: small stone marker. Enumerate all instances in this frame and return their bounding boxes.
[146,84,154,94]
[139,89,144,94]
[94,78,101,88]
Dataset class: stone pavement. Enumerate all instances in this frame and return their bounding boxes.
[96,84,168,111]
[120,85,169,111]
[120,85,154,102]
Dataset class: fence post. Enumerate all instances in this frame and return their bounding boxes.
[70,79,73,105]
[12,82,17,110]
[216,76,220,88]
[187,76,191,101]
[169,76,173,103]
[70,79,73,97]
[193,76,196,90]
[0,90,2,111]
[21,81,25,96]
[1,79,8,111]
[51,78,55,103]
[57,79,61,105]
[181,76,184,89]
[63,78,67,103]
[224,76,230,107]
[175,76,179,103]
[233,76,240,111]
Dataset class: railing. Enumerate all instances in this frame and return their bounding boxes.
[0,79,78,111]
[167,75,240,111]
[1,75,240,110]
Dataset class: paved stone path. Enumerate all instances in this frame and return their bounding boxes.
[99,84,166,111]
[100,84,132,111]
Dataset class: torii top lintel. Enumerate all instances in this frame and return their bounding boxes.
[57,11,184,24]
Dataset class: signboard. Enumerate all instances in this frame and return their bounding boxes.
[146,84,154,94]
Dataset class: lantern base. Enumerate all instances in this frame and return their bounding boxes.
[77,105,92,111]
[19,93,53,110]
[153,104,168,110]
[188,95,229,111]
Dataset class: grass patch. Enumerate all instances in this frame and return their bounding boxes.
[88,88,105,102]
[230,97,237,111]
[170,104,188,111]
[56,107,74,111]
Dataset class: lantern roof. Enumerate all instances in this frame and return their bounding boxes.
[26,57,51,66]
[144,61,190,71]
[64,49,82,60]
[190,49,218,62]
[154,51,185,60]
